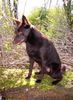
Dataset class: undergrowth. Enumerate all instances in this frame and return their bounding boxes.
[0,68,73,91]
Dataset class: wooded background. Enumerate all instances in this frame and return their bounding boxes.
[0,1,73,100]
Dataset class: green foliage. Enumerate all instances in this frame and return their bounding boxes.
[0,1,14,36]
[0,17,14,35]
[29,7,67,38]
[61,71,73,88]
[0,68,73,91]
[4,41,12,52]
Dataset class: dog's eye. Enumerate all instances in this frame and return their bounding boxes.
[24,25,30,28]
[17,28,20,32]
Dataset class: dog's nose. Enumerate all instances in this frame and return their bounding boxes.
[12,40,15,44]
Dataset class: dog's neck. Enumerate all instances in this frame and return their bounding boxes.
[26,26,43,46]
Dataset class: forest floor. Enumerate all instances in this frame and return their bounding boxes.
[4,86,73,100]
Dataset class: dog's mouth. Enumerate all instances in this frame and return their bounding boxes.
[13,39,24,45]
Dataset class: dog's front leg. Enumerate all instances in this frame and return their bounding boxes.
[36,65,46,83]
[36,49,46,83]
[25,58,34,79]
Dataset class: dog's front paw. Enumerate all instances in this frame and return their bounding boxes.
[36,79,42,83]
[25,75,31,79]
[52,79,61,85]
[35,71,41,75]
[52,81,58,85]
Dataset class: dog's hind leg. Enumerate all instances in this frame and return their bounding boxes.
[36,66,46,83]
[51,70,63,85]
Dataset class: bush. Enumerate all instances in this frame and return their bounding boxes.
[29,7,68,38]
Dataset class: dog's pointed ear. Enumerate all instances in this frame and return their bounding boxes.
[13,18,21,26]
[22,15,29,25]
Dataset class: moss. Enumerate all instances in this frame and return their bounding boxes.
[0,68,73,91]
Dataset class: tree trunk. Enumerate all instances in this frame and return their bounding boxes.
[2,0,7,17]
[8,0,13,17]
[13,0,18,18]
[63,0,72,30]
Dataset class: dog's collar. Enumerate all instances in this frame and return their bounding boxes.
[30,25,35,28]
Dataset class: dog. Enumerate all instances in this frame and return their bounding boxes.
[13,15,65,85]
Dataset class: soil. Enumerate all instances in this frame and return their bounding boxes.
[1,86,73,100]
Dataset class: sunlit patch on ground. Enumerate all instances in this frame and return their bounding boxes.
[0,68,73,91]
[60,71,73,88]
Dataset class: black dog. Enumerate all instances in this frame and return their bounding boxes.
[13,15,65,85]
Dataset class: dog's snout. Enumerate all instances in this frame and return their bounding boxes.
[18,32,22,35]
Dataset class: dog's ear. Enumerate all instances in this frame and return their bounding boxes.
[22,15,29,25]
[13,18,21,26]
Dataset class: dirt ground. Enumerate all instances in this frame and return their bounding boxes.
[1,86,73,100]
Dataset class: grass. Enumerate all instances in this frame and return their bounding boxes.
[0,68,73,91]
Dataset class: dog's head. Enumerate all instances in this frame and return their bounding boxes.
[13,15,31,44]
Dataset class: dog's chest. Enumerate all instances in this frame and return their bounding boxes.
[26,43,41,60]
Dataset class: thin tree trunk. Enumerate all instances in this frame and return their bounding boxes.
[13,0,18,18]
[49,0,52,8]
[63,0,72,30]
[8,0,13,17]
[2,0,7,17]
